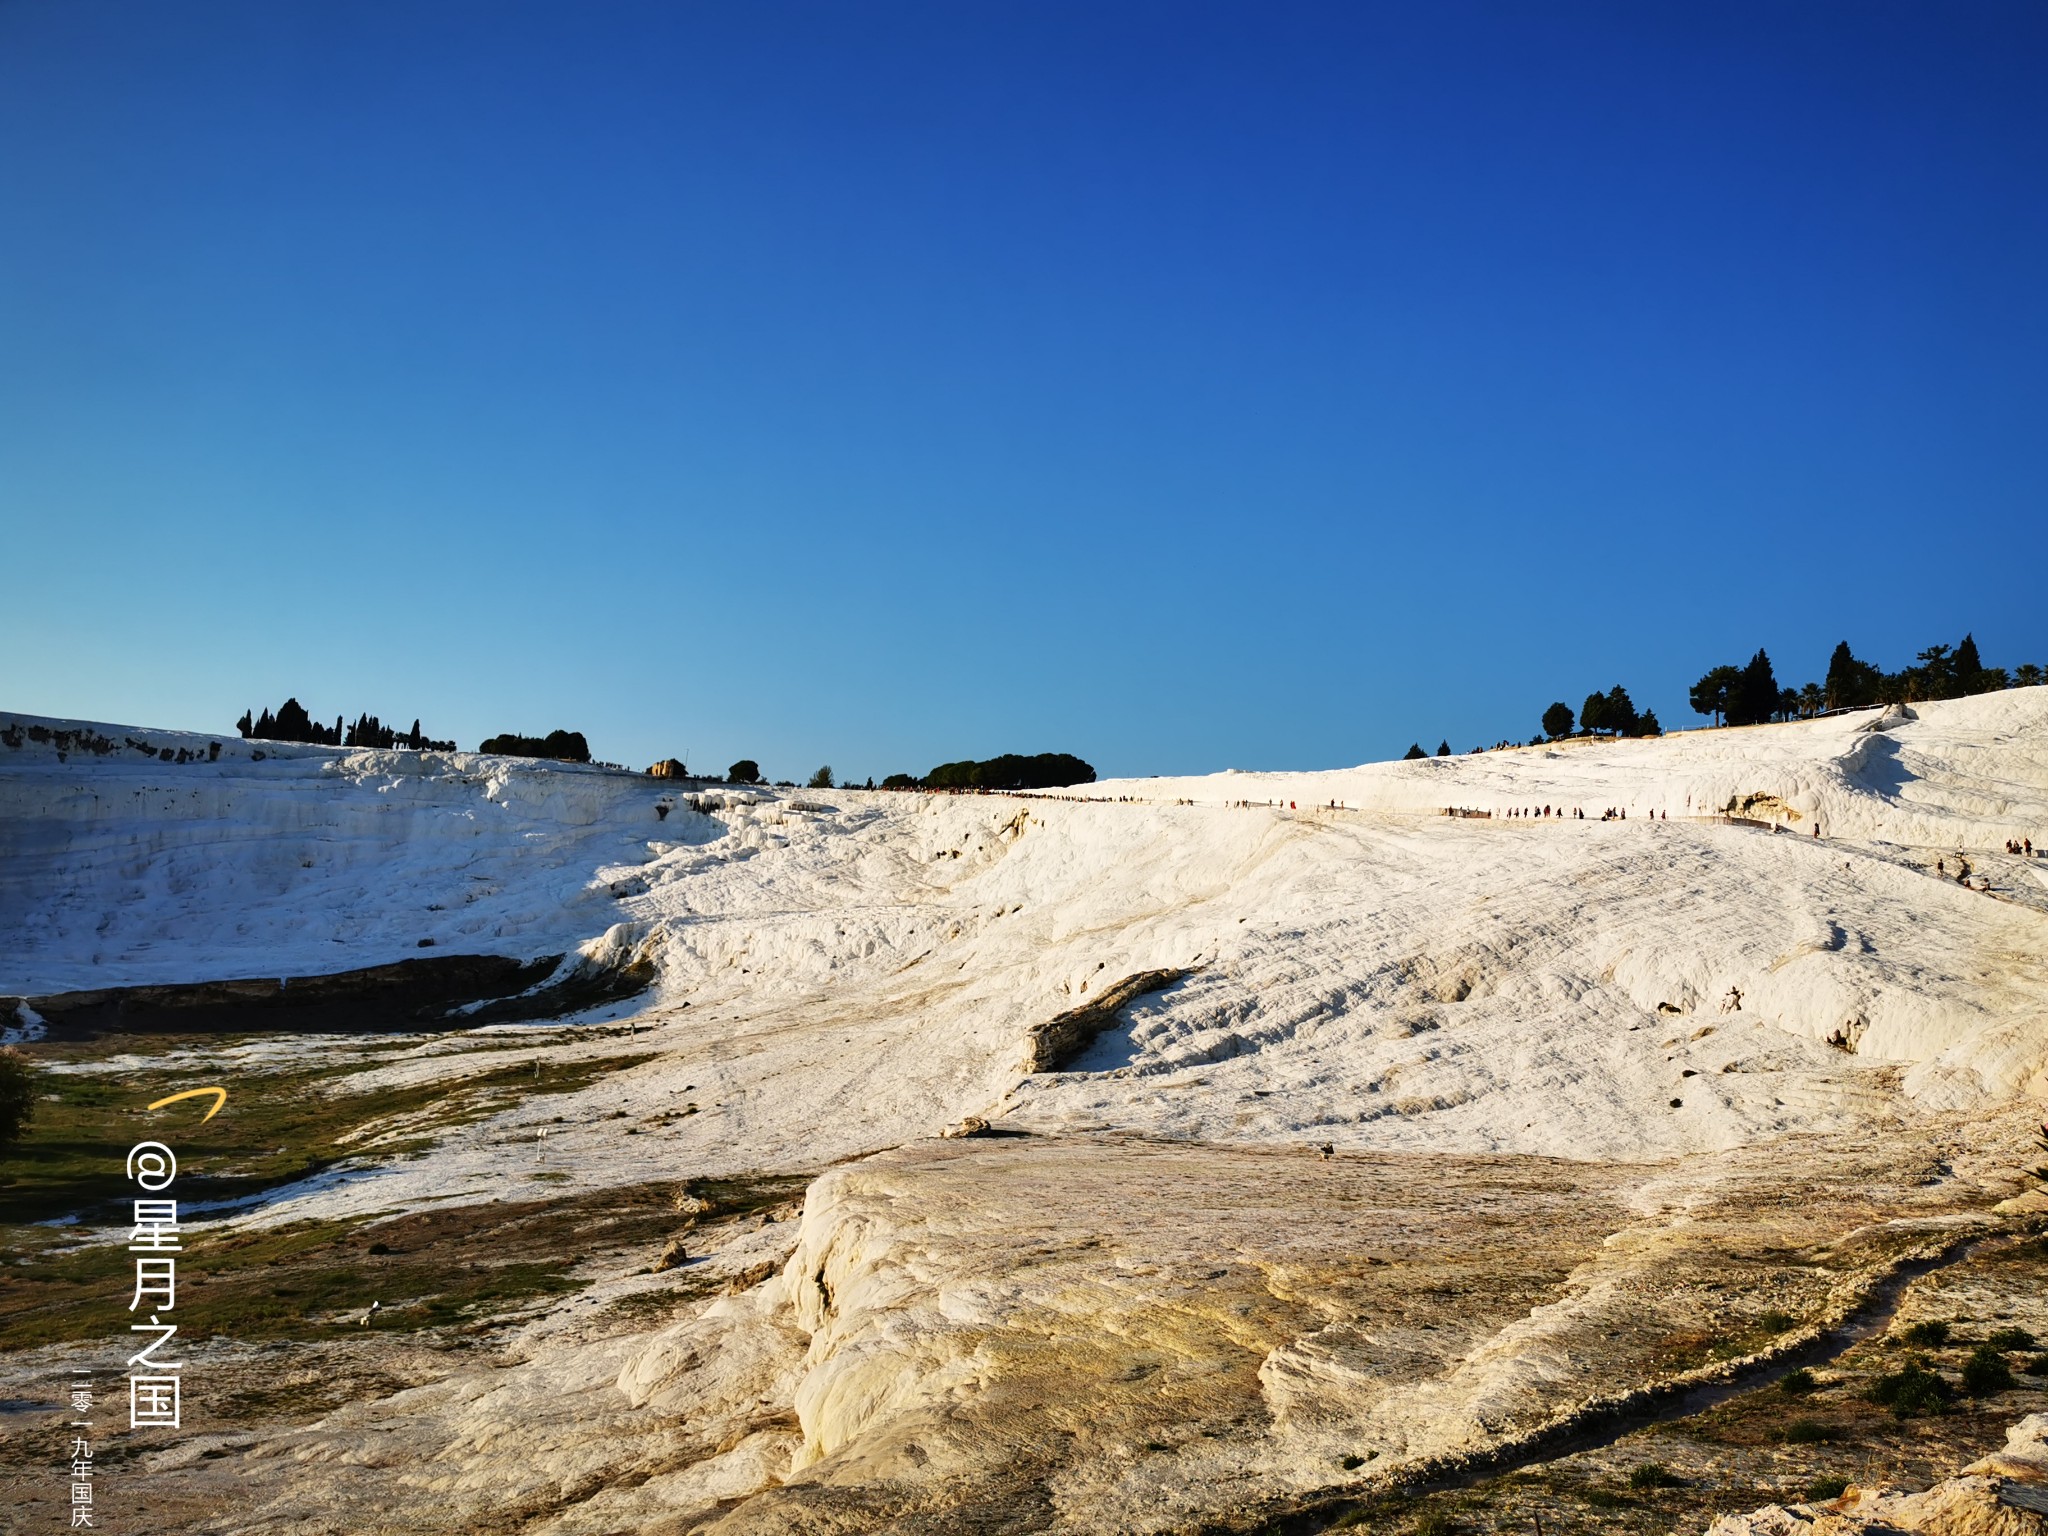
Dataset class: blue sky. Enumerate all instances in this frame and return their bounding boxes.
[3,1,2044,782]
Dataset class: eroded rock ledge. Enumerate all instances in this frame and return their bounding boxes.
[1020,967,1190,1072]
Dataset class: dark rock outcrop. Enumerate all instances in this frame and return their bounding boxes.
[1019,968,1189,1073]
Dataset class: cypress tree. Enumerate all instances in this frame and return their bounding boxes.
[1954,632,1993,693]
[1730,649,1778,727]
[274,698,312,741]
[1603,686,1640,737]
[1823,642,1881,710]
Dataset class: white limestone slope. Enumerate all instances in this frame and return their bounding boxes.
[8,694,2048,1534]
[1053,690,2048,849]
[3,692,2046,1221]
[0,713,679,993]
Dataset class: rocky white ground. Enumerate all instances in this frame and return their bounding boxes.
[3,692,2046,1533]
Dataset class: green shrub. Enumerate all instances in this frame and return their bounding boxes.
[1867,1358,1953,1417]
[1628,1462,1681,1490]
[1582,1488,1626,1509]
[1900,1319,1950,1347]
[1780,1367,1819,1396]
[807,765,834,790]
[1961,1344,2015,1396]
[1806,1476,1849,1502]
[1758,1309,1797,1333]
[1986,1326,2036,1352]
[0,1047,36,1148]
[1784,1418,1832,1444]
[1339,1454,1365,1470]
[2024,1353,2048,1377]
[923,752,1096,791]
[478,729,591,763]
[727,760,761,784]
[1413,1513,1455,1536]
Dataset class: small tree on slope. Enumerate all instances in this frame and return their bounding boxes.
[0,1048,36,1149]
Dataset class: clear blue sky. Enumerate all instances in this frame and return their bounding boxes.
[3,2,2044,782]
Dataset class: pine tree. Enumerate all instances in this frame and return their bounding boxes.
[1542,701,1574,739]
[1581,691,1610,735]
[1690,665,1742,726]
[1402,744,1426,760]
[1436,740,1450,757]
[236,710,253,738]
[1913,644,1954,701]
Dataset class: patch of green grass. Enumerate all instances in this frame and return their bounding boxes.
[1900,1318,1951,1347]
[1649,1329,1732,1371]
[602,1277,721,1321]
[1582,1487,1627,1508]
[1784,1417,1833,1444]
[0,1029,680,1353]
[0,1168,809,1353]
[0,1033,663,1229]
[1806,1476,1850,1502]
[1780,1366,1819,1395]
[1986,1325,2036,1351]
[1413,1513,1455,1536]
[1628,1461,1682,1490]
[1757,1309,1797,1333]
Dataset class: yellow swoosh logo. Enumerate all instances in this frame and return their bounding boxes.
[147,1086,228,1123]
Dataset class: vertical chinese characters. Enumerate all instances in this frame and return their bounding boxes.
[124,1141,183,1430]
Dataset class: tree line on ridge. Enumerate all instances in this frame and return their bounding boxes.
[1405,630,2042,759]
